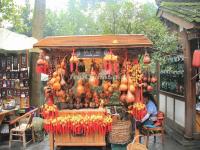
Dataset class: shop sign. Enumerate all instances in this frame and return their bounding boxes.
[76,48,107,58]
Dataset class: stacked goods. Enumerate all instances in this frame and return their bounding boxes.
[43,113,112,135]
[128,102,147,121]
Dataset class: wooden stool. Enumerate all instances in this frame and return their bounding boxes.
[141,111,165,147]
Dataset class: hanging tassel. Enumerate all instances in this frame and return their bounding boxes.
[76,62,78,72]
[103,61,107,70]
[113,62,119,78]
[108,61,112,75]
[70,62,73,72]
[133,58,139,64]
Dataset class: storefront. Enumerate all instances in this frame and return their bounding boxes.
[33,34,155,149]
[0,28,38,113]
[157,1,200,141]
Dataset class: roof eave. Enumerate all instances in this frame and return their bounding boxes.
[157,9,198,30]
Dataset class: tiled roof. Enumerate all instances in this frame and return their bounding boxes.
[33,34,153,49]
[160,2,200,23]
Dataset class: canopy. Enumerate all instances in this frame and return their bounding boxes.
[33,34,153,49]
[0,28,38,51]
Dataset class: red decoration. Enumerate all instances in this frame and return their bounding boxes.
[192,50,200,67]
[43,113,112,135]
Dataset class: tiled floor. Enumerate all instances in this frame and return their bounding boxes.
[0,134,200,150]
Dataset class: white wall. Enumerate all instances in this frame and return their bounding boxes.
[167,96,174,120]
[159,94,166,113]
[175,99,185,127]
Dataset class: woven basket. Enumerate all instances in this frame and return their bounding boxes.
[108,119,132,144]
[127,135,148,150]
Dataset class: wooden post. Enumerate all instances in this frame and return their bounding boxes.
[180,30,194,139]
[49,133,54,150]
[156,61,160,108]
[29,53,41,106]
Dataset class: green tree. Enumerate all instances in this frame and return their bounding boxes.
[96,1,178,62]
[44,0,98,36]
[11,0,32,36]
[0,0,18,27]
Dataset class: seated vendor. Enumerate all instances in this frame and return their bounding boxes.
[141,92,158,126]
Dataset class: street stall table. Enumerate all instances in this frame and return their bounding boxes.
[49,108,107,149]
[33,35,153,150]
[0,108,18,125]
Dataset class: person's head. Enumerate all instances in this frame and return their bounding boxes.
[143,91,158,108]
[143,91,151,104]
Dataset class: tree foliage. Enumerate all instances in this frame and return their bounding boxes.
[1,0,178,62]
[11,0,32,36]
[0,0,18,27]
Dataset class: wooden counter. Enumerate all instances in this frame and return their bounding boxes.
[49,108,106,150]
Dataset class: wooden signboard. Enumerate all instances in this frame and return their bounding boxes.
[76,48,106,58]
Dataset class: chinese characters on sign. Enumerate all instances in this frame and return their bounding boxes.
[76,49,107,58]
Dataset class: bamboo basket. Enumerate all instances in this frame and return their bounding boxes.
[108,119,132,144]
[127,135,148,150]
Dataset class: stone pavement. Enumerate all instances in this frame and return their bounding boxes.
[0,134,199,150]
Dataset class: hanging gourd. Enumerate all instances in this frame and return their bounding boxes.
[151,76,157,83]
[126,90,135,103]
[147,85,153,92]
[53,82,61,91]
[119,84,128,91]
[121,75,128,84]
[120,93,126,102]
[129,84,136,93]
[69,48,78,72]
[143,51,151,64]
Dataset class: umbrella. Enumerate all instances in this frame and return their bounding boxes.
[0,28,38,51]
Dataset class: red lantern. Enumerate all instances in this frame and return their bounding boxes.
[192,50,200,67]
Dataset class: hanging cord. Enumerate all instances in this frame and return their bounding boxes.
[198,38,200,49]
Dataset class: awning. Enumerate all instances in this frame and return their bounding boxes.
[33,34,153,49]
[0,28,38,51]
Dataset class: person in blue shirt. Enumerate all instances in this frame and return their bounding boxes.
[141,92,158,126]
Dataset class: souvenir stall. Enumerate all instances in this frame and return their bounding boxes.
[33,35,154,150]
[0,28,38,113]
[0,51,30,110]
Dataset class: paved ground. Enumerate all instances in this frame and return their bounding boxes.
[0,134,199,150]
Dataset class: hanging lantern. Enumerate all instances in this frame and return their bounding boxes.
[192,50,200,67]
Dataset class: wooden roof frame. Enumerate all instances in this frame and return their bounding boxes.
[33,34,153,50]
[157,9,199,30]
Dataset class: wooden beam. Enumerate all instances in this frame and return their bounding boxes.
[158,10,196,30]
[179,30,194,139]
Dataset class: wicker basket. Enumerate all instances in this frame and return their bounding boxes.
[108,119,132,144]
[127,135,148,150]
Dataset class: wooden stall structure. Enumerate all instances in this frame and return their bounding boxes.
[156,0,200,143]
[34,34,153,150]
